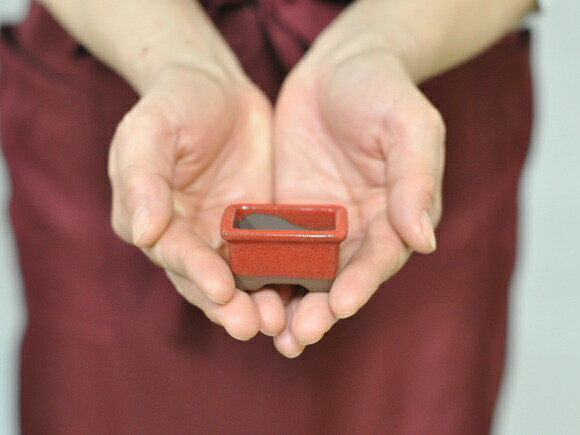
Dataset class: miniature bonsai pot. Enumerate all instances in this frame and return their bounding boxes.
[220,204,348,292]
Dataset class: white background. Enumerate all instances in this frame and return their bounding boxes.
[1,1,579,434]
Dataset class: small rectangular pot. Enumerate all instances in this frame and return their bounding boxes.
[221,204,348,292]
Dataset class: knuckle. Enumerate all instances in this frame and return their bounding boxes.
[119,105,172,137]
[107,149,118,183]
[431,195,444,227]
[117,165,156,211]
[424,105,446,140]
[418,172,439,196]
[167,272,204,310]
[109,193,133,243]
[110,211,129,241]
[148,243,169,270]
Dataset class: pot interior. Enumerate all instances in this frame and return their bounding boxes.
[234,212,334,231]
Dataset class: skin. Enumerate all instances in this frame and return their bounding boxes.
[37,0,536,356]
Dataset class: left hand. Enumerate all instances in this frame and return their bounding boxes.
[272,48,445,357]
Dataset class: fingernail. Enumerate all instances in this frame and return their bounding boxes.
[335,309,358,320]
[421,211,437,251]
[259,328,276,337]
[301,335,323,346]
[225,328,250,341]
[284,348,305,359]
[206,292,226,305]
[132,206,151,245]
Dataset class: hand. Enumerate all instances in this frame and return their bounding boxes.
[108,66,287,340]
[272,50,445,356]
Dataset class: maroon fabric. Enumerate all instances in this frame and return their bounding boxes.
[0,1,532,434]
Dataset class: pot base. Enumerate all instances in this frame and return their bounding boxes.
[234,275,334,293]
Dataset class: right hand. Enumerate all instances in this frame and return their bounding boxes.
[108,65,285,340]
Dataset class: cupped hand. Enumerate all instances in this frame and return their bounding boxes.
[108,66,286,340]
[272,50,445,357]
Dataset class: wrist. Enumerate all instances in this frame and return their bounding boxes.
[38,0,249,94]
[302,1,426,82]
[303,0,536,83]
[105,3,249,95]
[126,36,247,95]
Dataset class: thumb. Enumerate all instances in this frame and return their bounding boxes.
[108,108,175,248]
[386,102,445,254]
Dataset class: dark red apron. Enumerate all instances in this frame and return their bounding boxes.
[0,1,532,434]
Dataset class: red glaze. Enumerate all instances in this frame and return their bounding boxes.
[221,204,347,281]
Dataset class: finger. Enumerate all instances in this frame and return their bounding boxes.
[385,100,445,254]
[329,214,411,319]
[250,288,287,337]
[277,285,299,306]
[169,272,260,341]
[108,106,176,248]
[145,217,236,304]
[290,291,337,346]
[273,295,305,358]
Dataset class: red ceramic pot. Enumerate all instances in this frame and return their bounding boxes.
[221,204,348,292]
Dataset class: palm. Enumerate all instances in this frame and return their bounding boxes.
[167,82,272,249]
[276,67,393,256]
